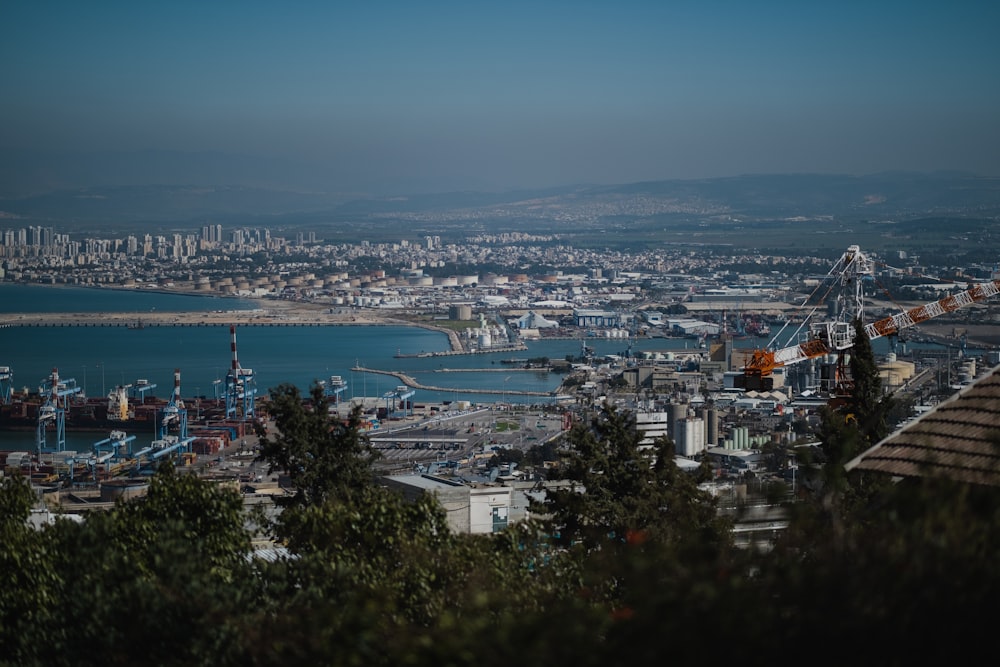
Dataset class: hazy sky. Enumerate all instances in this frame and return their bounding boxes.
[3,1,999,194]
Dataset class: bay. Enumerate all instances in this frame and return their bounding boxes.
[0,284,930,407]
[0,284,664,412]
[1,284,952,454]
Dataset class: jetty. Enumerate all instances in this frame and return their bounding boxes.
[351,366,554,397]
[393,343,528,358]
[434,367,548,373]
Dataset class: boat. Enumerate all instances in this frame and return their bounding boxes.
[0,389,227,434]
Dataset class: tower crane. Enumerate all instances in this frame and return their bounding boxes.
[737,245,1000,393]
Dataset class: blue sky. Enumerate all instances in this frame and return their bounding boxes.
[2,1,999,194]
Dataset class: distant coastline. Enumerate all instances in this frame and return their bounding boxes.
[0,280,260,304]
[0,282,467,350]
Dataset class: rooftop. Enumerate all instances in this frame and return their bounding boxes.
[846,364,1000,487]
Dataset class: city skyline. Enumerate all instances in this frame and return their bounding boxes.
[2,1,1000,197]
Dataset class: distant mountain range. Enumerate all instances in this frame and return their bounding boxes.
[1,149,999,230]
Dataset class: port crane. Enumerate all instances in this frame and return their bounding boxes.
[89,430,136,481]
[158,369,188,440]
[36,367,82,454]
[321,375,348,404]
[737,244,1000,394]
[130,378,157,404]
[383,385,416,418]
[0,365,12,404]
[225,325,257,420]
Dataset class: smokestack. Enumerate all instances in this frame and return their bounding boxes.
[230,325,240,370]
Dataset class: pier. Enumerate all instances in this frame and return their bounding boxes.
[351,366,555,397]
[393,343,528,358]
[434,367,548,373]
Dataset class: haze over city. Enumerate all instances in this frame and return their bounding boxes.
[3,1,999,198]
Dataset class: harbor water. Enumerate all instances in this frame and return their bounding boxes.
[0,283,966,453]
[0,284,677,450]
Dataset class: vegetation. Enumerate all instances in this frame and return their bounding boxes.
[2,372,998,665]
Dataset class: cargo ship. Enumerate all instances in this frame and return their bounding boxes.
[0,384,230,434]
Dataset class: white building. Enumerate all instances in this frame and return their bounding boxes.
[380,474,514,534]
[514,310,559,329]
[635,411,670,448]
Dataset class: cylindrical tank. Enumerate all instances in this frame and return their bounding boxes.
[706,408,719,447]
[670,403,687,441]
[100,479,150,502]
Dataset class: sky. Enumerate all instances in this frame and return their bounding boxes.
[2,0,1000,195]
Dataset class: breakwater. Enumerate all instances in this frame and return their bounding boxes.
[434,367,548,373]
[393,343,528,358]
[352,366,556,397]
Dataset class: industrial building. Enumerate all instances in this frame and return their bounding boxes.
[573,309,622,328]
[380,474,514,534]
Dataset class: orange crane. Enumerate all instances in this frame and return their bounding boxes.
[737,245,1000,392]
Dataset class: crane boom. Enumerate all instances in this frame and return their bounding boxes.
[864,279,1000,340]
[738,244,1000,392]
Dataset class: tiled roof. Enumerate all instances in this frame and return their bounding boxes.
[845,364,1000,487]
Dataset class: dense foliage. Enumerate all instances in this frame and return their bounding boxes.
[2,374,998,665]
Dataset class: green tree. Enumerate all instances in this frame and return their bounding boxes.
[3,466,262,667]
[490,446,524,468]
[257,382,380,508]
[0,474,61,665]
[809,320,897,500]
[848,318,895,446]
[533,404,731,552]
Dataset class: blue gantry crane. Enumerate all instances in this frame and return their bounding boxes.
[225,325,257,421]
[382,385,415,418]
[0,365,12,404]
[158,368,188,440]
[89,430,136,481]
[322,375,348,404]
[130,368,196,469]
[36,367,82,455]
[130,378,157,404]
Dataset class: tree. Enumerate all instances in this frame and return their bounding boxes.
[490,446,524,468]
[809,320,896,499]
[847,318,895,446]
[0,474,61,665]
[257,382,380,508]
[2,466,262,667]
[533,404,731,552]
